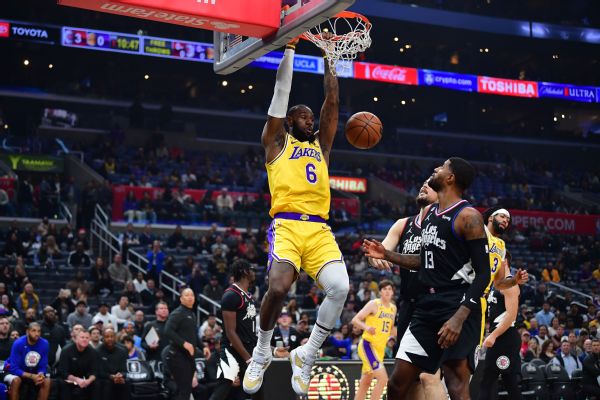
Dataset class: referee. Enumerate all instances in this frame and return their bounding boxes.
[164,288,198,400]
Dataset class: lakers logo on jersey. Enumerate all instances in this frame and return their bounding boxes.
[266,133,330,220]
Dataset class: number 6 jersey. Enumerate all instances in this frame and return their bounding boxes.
[266,133,330,220]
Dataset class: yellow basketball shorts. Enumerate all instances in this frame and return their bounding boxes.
[358,338,385,374]
[267,215,343,281]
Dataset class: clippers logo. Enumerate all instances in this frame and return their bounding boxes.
[496,355,510,370]
[308,365,350,399]
[0,22,9,38]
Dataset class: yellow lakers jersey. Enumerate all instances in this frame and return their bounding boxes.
[362,299,396,349]
[266,133,330,220]
[483,225,507,295]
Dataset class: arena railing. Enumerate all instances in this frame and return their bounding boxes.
[91,204,222,322]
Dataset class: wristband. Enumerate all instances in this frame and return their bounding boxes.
[286,44,296,50]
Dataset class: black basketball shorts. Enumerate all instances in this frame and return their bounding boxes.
[396,286,482,374]
[480,327,521,375]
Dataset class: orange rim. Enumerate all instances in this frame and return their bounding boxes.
[299,11,371,42]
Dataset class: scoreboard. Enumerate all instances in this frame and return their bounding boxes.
[61,26,214,62]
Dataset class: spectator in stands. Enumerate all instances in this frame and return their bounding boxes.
[51,289,75,323]
[67,324,84,347]
[123,192,143,223]
[535,301,555,327]
[119,223,140,246]
[139,224,155,247]
[132,272,148,293]
[89,327,102,349]
[540,340,556,363]
[303,285,321,309]
[531,283,548,309]
[36,235,60,269]
[93,303,119,328]
[167,225,185,249]
[3,232,25,258]
[67,300,93,330]
[133,310,145,337]
[121,335,144,360]
[552,338,582,378]
[90,257,113,296]
[66,271,91,298]
[535,325,550,346]
[140,279,158,307]
[5,322,50,400]
[111,296,133,325]
[96,328,130,400]
[210,235,229,258]
[568,303,585,327]
[68,241,91,268]
[108,254,132,288]
[40,306,66,369]
[548,317,560,337]
[215,188,233,214]
[141,301,169,361]
[198,314,222,341]
[0,317,13,360]
[122,281,142,307]
[1,295,18,321]
[568,331,583,358]
[0,188,15,216]
[523,338,541,362]
[146,240,165,283]
[13,264,29,294]
[16,283,40,316]
[581,338,593,363]
[58,330,99,399]
[271,310,300,352]
[583,339,600,398]
[202,276,223,307]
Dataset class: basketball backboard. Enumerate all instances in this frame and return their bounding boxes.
[213,0,355,75]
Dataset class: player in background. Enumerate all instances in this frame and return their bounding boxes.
[244,36,349,397]
[352,280,396,400]
[367,181,446,400]
[477,253,521,400]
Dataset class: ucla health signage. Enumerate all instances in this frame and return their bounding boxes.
[538,82,597,103]
[419,69,477,92]
[251,52,321,74]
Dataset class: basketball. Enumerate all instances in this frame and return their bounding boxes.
[345,111,383,150]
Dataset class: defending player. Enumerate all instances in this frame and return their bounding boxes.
[477,255,521,400]
[243,37,349,396]
[211,260,260,400]
[367,181,446,400]
[351,280,396,400]
[363,157,491,400]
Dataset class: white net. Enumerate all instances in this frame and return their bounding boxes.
[301,11,372,76]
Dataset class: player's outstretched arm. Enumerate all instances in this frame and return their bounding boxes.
[317,39,339,165]
[262,39,298,163]
[368,218,407,271]
[362,238,420,271]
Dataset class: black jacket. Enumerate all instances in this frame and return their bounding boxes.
[583,352,600,386]
[58,343,99,379]
[40,320,66,366]
[164,305,198,356]
[271,326,301,351]
[96,343,128,379]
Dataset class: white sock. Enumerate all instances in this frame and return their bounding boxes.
[256,327,274,354]
[302,321,331,361]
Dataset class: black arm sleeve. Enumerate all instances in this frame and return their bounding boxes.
[461,238,491,311]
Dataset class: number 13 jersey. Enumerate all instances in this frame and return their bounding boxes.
[266,133,330,220]
[419,200,474,289]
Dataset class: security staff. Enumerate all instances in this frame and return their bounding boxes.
[164,288,198,400]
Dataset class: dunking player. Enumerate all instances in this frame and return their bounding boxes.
[367,181,447,400]
[211,260,259,400]
[351,280,396,400]
[363,157,491,400]
[243,37,349,396]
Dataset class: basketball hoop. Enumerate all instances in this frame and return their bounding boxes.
[299,11,372,76]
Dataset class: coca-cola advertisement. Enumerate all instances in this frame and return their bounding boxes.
[354,62,418,85]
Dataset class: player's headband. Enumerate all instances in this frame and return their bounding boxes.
[491,208,511,219]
